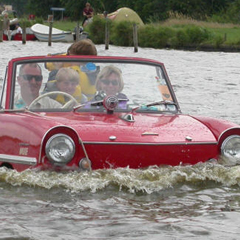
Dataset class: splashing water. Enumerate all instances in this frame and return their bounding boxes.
[1,163,240,193]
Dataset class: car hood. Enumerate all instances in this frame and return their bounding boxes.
[42,112,218,144]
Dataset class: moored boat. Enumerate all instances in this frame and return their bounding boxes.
[3,28,37,41]
[31,23,74,42]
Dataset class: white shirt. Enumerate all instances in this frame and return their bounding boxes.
[14,92,62,109]
[16,26,22,34]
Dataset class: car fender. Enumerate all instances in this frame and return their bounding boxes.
[191,115,240,145]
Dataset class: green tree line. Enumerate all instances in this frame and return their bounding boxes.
[1,0,240,23]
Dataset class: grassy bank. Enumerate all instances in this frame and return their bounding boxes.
[38,17,240,51]
[161,18,240,45]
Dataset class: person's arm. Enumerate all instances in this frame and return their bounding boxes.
[89,8,94,17]
[7,19,10,30]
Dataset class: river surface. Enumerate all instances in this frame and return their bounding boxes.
[0,41,240,240]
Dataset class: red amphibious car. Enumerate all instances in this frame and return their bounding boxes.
[0,55,239,171]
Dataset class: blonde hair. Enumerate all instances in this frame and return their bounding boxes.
[56,67,79,84]
[96,65,124,92]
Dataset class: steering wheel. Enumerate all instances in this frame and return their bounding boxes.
[28,91,79,110]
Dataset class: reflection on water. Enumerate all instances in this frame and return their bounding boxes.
[1,41,240,239]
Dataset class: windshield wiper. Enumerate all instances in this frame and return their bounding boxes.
[132,100,178,113]
[146,100,177,107]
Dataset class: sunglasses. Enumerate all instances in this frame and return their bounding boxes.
[101,79,118,86]
[21,74,43,82]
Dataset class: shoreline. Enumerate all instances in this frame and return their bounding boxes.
[167,44,240,52]
[1,39,240,53]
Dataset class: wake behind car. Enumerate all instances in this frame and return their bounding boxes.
[0,55,240,171]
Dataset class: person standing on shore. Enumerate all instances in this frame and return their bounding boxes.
[3,12,11,40]
[3,13,10,32]
[82,2,94,27]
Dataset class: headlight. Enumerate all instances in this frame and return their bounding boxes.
[45,134,75,165]
[221,135,240,160]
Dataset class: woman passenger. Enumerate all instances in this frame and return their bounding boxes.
[92,65,128,109]
[95,65,127,99]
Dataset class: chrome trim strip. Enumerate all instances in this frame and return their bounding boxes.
[142,132,159,136]
[0,154,37,165]
[218,127,240,141]
[83,141,217,146]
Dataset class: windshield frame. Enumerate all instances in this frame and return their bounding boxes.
[2,55,181,114]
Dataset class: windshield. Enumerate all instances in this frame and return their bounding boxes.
[2,57,178,113]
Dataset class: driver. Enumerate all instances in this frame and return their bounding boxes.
[14,63,62,109]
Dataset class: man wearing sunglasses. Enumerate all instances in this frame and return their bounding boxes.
[15,63,61,109]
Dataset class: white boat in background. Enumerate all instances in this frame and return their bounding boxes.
[31,23,74,42]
